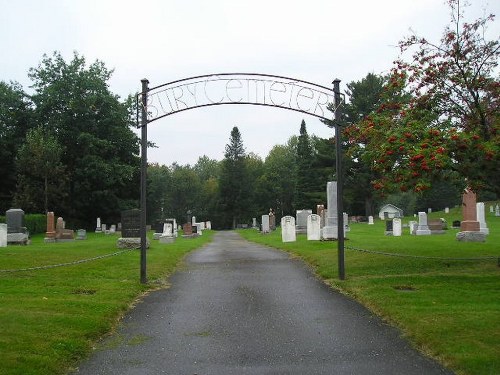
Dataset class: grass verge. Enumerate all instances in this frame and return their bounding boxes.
[0,230,213,375]
[238,208,500,375]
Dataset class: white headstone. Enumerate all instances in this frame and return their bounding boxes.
[428,208,432,214]
[101,224,107,232]
[322,181,338,240]
[200,222,206,230]
[261,215,270,233]
[495,204,500,217]
[393,218,402,236]
[368,216,374,225]
[192,216,196,225]
[281,216,296,242]
[343,212,350,232]
[109,224,116,233]
[96,217,102,232]
[476,202,489,235]
[163,223,173,236]
[445,207,449,214]
[416,212,431,235]
[409,221,417,235]
[307,214,321,241]
[0,223,7,247]
[489,205,494,213]
[252,218,257,228]
[206,221,212,230]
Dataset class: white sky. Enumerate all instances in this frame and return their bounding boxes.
[1,0,498,166]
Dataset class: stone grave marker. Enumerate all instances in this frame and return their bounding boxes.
[416,212,431,235]
[55,217,74,241]
[322,181,338,240]
[316,204,326,228]
[281,216,296,242]
[0,223,7,247]
[393,218,402,236]
[343,212,350,232]
[117,209,148,249]
[368,215,374,225]
[261,214,270,233]
[408,220,417,235]
[428,219,446,234]
[476,202,489,235]
[385,220,393,235]
[160,223,175,244]
[76,229,87,240]
[269,209,276,231]
[44,211,56,243]
[496,204,500,217]
[183,223,193,236]
[95,217,102,232]
[6,209,28,245]
[296,209,312,234]
[456,188,485,242]
[307,214,321,241]
[445,207,450,214]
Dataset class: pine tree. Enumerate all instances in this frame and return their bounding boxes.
[295,120,315,210]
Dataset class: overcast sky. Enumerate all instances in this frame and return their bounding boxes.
[1,0,498,166]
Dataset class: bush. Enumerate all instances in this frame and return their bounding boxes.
[24,214,46,235]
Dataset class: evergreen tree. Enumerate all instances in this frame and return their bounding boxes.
[219,126,250,228]
[295,120,315,210]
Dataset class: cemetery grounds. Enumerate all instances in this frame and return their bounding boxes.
[0,207,498,375]
[238,206,500,375]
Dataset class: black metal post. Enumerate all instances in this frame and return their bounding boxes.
[140,79,149,284]
[333,79,345,280]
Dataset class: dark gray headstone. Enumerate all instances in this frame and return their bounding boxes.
[6,209,24,233]
[386,220,393,231]
[121,209,141,238]
[154,221,164,233]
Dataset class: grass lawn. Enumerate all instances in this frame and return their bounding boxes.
[238,207,500,375]
[0,230,214,375]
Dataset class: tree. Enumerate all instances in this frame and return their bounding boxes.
[14,126,65,213]
[393,0,499,194]
[0,81,33,212]
[28,52,140,226]
[295,120,316,209]
[262,143,297,218]
[219,126,250,228]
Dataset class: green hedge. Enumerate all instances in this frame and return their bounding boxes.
[0,214,46,235]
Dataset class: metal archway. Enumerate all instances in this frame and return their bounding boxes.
[137,73,345,284]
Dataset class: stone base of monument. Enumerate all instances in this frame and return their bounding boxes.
[159,235,175,244]
[117,237,151,249]
[321,226,338,240]
[7,233,29,245]
[456,231,486,242]
[153,232,162,240]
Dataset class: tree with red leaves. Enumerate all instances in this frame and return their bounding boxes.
[348,0,499,195]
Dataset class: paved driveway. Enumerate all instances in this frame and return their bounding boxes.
[74,231,453,375]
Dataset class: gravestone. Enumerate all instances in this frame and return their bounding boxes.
[200,222,206,230]
[281,216,296,242]
[416,212,431,235]
[307,214,321,241]
[445,207,450,214]
[296,209,312,234]
[159,223,175,244]
[428,219,446,234]
[55,217,74,241]
[393,218,402,236]
[385,220,393,236]
[269,209,276,231]
[6,209,29,245]
[252,218,257,228]
[322,181,338,240]
[428,208,432,214]
[44,211,56,243]
[117,209,148,249]
[476,202,489,235]
[165,218,177,237]
[496,204,500,217]
[121,209,141,238]
[456,188,485,242]
[343,212,350,232]
[368,216,374,225]
[183,223,193,236]
[316,205,325,228]
[153,221,165,240]
[101,224,107,232]
[76,229,87,240]
[489,205,493,213]
[95,217,102,232]
[206,221,212,230]
[109,225,116,234]
[261,215,270,233]
[191,216,196,225]
[408,220,417,235]
[0,223,7,247]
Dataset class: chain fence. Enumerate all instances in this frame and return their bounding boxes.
[0,248,135,273]
[345,245,500,265]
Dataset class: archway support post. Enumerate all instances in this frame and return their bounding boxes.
[333,79,345,280]
[140,78,149,284]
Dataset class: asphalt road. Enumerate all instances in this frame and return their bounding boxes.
[73,231,453,375]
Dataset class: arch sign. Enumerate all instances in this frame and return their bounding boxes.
[136,73,345,283]
[140,73,340,123]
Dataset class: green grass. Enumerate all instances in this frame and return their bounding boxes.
[0,231,214,375]
[238,207,500,375]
